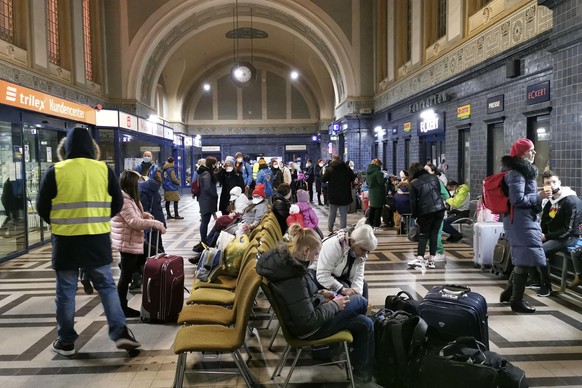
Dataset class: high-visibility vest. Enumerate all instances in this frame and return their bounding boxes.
[50,158,112,236]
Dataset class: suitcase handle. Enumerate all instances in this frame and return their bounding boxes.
[441,284,471,298]
[147,228,160,258]
[146,277,152,303]
[440,337,487,365]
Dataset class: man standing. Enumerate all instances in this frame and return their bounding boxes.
[498,138,551,313]
[536,170,581,296]
[442,181,471,242]
[135,150,161,184]
[235,152,253,195]
[322,155,356,233]
[37,127,141,356]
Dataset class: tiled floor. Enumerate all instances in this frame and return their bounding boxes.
[1,195,582,387]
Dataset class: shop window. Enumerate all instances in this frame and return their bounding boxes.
[0,0,13,44]
[458,127,471,184]
[487,122,504,175]
[82,0,93,81]
[527,115,551,185]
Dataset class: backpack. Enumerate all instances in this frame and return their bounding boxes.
[482,171,510,215]
[191,177,200,197]
[195,246,222,282]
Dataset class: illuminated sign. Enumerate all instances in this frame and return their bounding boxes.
[403,122,411,132]
[527,81,550,105]
[417,110,445,137]
[457,104,471,120]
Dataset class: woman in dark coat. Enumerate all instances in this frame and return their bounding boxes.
[365,159,385,228]
[217,156,245,215]
[407,162,446,270]
[196,156,218,249]
[499,138,551,313]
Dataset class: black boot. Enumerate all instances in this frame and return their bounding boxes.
[174,202,184,220]
[510,272,536,313]
[500,273,513,304]
[120,300,141,318]
[537,265,552,297]
[165,202,174,219]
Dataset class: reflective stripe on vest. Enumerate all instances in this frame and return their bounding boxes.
[50,158,112,236]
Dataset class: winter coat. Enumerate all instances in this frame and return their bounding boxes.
[162,162,181,201]
[286,213,304,227]
[136,161,162,184]
[272,192,291,234]
[305,165,315,183]
[321,160,355,206]
[314,230,366,294]
[296,189,318,228]
[197,166,218,215]
[501,155,545,267]
[282,165,292,185]
[409,170,445,218]
[446,184,471,213]
[256,243,339,339]
[394,182,412,214]
[541,187,581,241]
[256,165,274,197]
[139,178,166,226]
[218,168,245,214]
[271,167,283,191]
[36,129,123,271]
[233,193,250,214]
[366,163,386,208]
[314,165,323,181]
[111,192,164,254]
[237,161,253,187]
[241,200,268,227]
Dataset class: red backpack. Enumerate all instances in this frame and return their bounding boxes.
[482,171,510,215]
[191,177,200,197]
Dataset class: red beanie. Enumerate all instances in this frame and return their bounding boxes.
[510,138,534,157]
[252,183,266,198]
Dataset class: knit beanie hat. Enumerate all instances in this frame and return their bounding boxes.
[296,189,309,203]
[510,138,534,157]
[252,183,266,198]
[224,156,235,166]
[259,159,268,167]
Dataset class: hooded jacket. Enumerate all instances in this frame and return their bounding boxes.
[366,163,386,208]
[541,186,581,241]
[36,128,123,270]
[445,184,470,213]
[321,160,355,206]
[256,242,339,339]
[296,190,318,228]
[197,165,218,215]
[409,170,445,218]
[501,155,545,267]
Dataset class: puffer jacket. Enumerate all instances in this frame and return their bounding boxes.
[314,229,366,294]
[409,170,445,218]
[272,192,291,234]
[541,187,581,240]
[501,155,545,267]
[446,184,471,212]
[256,242,339,339]
[296,189,318,228]
[241,200,269,227]
[111,192,164,254]
[321,160,356,206]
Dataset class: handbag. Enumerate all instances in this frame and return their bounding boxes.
[408,225,419,242]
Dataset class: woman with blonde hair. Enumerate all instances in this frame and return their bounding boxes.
[111,171,166,317]
[257,226,375,385]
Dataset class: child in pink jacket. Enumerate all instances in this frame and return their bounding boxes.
[111,171,166,317]
[296,189,323,238]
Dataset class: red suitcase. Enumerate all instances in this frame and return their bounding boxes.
[141,231,184,323]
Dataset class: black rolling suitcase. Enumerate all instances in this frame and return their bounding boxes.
[418,285,489,350]
[492,233,513,276]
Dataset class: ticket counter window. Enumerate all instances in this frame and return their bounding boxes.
[119,133,162,173]
[527,115,550,186]
[487,122,504,175]
[98,129,116,171]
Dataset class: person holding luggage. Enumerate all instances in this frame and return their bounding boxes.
[256,226,376,386]
[162,157,183,219]
[37,127,141,355]
[312,218,377,300]
[111,170,166,318]
[498,138,551,313]
[406,162,446,270]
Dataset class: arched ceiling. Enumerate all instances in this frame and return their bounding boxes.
[123,0,358,124]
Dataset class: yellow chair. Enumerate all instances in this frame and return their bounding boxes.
[261,281,355,388]
[185,252,257,306]
[191,240,259,291]
[263,219,283,242]
[172,261,262,387]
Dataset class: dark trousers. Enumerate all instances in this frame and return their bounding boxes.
[165,201,180,217]
[307,179,315,202]
[200,212,212,244]
[367,207,382,227]
[442,211,469,238]
[118,252,145,306]
[417,210,445,257]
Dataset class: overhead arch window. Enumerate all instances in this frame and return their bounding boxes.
[82,0,93,80]
[0,0,13,44]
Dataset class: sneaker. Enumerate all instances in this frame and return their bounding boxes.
[80,278,93,295]
[526,282,541,289]
[537,286,551,297]
[407,256,426,270]
[115,326,141,351]
[433,253,446,262]
[427,260,436,269]
[52,339,75,356]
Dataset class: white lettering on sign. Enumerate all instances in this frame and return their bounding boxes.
[420,118,439,133]
[488,101,501,109]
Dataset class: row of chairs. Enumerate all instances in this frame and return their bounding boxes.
[172,211,356,387]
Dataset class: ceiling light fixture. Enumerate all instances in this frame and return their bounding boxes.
[203,83,211,91]
[228,0,257,88]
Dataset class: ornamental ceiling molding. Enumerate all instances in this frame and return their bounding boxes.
[140,4,344,107]
[188,125,318,136]
[374,2,552,112]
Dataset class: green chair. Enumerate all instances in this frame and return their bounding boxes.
[261,280,355,387]
[172,260,262,388]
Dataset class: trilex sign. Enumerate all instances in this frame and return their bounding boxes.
[417,110,444,136]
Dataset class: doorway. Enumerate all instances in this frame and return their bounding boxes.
[419,134,445,167]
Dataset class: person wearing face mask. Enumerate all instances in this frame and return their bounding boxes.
[234,152,252,193]
[311,218,377,301]
[498,138,551,313]
[135,151,162,184]
[256,226,376,385]
[217,156,245,215]
[255,158,274,201]
[161,157,183,219]
[238,183,268,235]
[272,183,292,235]
[304,159,315,202]
[270,158,283,190]
[314,159,325,206]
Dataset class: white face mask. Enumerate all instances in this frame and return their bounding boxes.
[319,163,324,167]
[237,158,243,163]
[226,166,234,172]
[306,163,311,167]
[252,196,263,204]
[272,164,279,169]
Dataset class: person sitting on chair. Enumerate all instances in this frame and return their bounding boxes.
[442,181,471,243]
[256,227,375,385]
